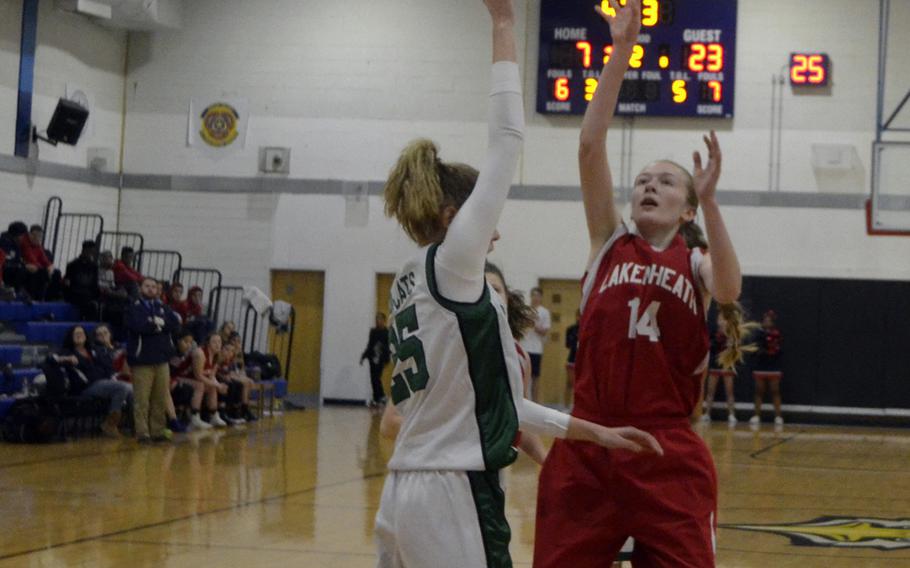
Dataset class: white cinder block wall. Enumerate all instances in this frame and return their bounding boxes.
[3,0,910,399]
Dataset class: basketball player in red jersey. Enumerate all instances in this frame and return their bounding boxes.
[534,1,745,566]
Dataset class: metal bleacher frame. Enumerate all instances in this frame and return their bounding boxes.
[30,197,297,397]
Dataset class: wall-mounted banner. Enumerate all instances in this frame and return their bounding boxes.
[187,97,249,157]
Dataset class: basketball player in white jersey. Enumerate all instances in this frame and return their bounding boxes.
[374,2,662,567]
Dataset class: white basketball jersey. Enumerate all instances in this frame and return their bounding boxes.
[386,245,524,472]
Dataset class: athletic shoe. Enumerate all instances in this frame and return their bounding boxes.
[152,429,173,442]
[243,408,258,422]
[774,416,784,426]
[209,413,228,428]
[700,413,711,423]
[167,419,188,433]
[749,415,761,425]
[727,413,738,425]
[190,414,212,430]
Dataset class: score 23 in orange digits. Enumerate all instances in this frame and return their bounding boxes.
[790,53,829,86]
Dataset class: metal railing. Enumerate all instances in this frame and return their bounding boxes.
[208,285,246,328]
[51,213,104,269]
[137,249,182,284]
[269,305,295,384]
[41,196,62,250]
[241,303,296,385]
[96,231,144,259]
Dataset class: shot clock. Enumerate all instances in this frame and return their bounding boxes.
[537,0,738,118]
[789,53,830,86]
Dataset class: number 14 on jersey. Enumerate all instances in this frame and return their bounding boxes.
[628,298,661,342]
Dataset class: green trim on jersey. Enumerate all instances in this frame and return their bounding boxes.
[426,244,519,471]
[467,470,513,568]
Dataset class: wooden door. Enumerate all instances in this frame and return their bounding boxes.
[538,278,582,406]
[271,270,325,396]
[375,273,396,398]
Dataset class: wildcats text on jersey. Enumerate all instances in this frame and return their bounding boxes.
[390,271,417,313]
[598,261,699,315]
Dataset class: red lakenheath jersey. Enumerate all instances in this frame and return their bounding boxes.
[574,226,710,424]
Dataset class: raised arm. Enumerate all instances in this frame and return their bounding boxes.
[579,0,641,267]
[694,131,742,303]
[434,0,525,302]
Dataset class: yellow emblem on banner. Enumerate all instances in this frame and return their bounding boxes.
[199,103,240,147]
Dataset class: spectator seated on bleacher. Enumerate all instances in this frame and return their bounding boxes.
[168,328,214,431]
[51,325,133,437]
[0,249,12,301]
[97,250,129,331]
[0,221,27,296]
[200,333,233,427]
[178,286,214,343]
[18,225,63,302]
[113,246,142,298]
[227,331,246,371]
[218,320,236,345]
[164,282,184,310]
[217,341,257,423]
[64,240,100,320]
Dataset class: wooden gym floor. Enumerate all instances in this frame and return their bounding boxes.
[1,408,908,567]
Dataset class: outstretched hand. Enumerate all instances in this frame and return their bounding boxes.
[693,130,722,203]
[596,425,664,455]
[483,0,514,25]
[595,0,641,47]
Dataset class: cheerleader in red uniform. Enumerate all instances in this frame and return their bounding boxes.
[750,310,784,426]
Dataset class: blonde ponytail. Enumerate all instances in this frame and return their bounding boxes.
[384,139,479,245]
[716,302,759,371]
[384,139,446,244]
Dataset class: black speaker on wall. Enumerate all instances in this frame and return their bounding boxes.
[33,98,89,147]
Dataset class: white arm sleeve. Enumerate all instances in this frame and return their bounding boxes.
[517,398,571,438]
[435,62,525,302]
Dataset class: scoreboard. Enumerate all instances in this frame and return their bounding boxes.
[537,0,738,118]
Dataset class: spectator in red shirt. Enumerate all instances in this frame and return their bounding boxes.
[177,286,213,343]
[18,225,59,301]
[113,246,143,298]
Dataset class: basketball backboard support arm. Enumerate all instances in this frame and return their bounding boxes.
[869,0,910,235]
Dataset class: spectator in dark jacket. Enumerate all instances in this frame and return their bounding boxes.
[18,225,60,301]
[360,313,390,407]
[64,240,100,320]
[0,221,27,292]
[125,277,181,443]
[52,324,133,437]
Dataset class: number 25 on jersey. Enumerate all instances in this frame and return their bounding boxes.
[389,305,430,404]
[628,298,661,342]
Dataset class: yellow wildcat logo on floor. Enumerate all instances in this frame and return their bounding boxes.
[724,517,910,550]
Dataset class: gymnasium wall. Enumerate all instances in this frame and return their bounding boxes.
[0,0,126,166]
[122,0,909,190]
[2,1,910,403]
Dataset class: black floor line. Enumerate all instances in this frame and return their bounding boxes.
[0,469,385,561]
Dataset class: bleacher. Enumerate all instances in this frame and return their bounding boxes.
[0,196,292,434]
